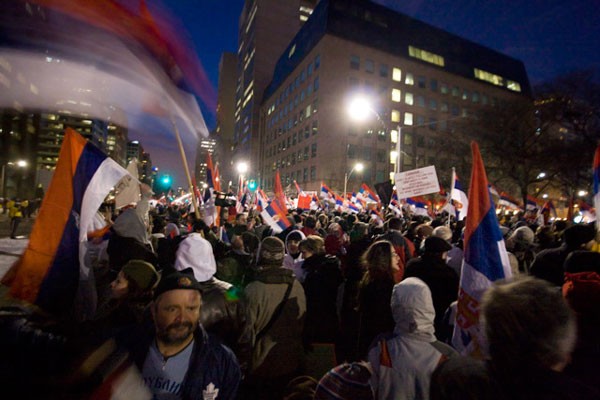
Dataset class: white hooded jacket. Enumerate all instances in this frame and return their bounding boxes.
[368,277,456,400]
[282,229,306,282]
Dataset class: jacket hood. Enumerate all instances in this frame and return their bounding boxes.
[174,233,217,282]
[112,208,149,244]
[391,277,436,341]
[285,229,306,248]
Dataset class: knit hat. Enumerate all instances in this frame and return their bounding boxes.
[122,259,159,291]
[424,236,452,253]
[153,269,201,300]
[314,362,374,400]
[257,236,285,266]
[509,226,535,246]
[174,233,217,282]
[564,224,596,247]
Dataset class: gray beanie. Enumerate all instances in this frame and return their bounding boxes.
[258,237,285,266]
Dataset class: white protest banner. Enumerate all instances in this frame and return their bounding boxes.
[395,165,440,199]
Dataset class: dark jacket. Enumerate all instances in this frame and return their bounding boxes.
[119,323,241,400]
[357,277,395,358]
[530,243,573,286]
[302,254,343,344]
[377,230,412,281]
[404,255,459,339]
[198,277,252,374]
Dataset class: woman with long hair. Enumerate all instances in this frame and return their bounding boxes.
[356,240,399,358]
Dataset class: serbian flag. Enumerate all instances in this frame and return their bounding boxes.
[274,170,289,215]
[498,192,521,210]
[261,198,291,234]
[320,182,333,199]
[360,183,380,204]
[2,128,128,315]
[451,168,469,221]
[594,145,600,231]
[406,196,429,217]
[452,142,511,356]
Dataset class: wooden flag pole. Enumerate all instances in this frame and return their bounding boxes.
[171,117,201,220]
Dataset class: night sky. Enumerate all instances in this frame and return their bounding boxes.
[154,0,600,186]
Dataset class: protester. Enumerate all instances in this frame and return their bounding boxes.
[356,240,399,358]
[117,270,241,399]
[482,276,598,399]
[8,198,23,238]
[377,217,413,282]
[432,225,463,277]
[404,236,459,341]
[91,259,158,340]
[284,229,307,282]
[530,223,596,286]
[173,232,252,372]
[299,235,343,376]
[505,225,536,274]
[243,236,307,400]
[368,277,457,399]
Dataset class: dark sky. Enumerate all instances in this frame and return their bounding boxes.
[157,0,600,186]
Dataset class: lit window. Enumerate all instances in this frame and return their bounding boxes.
[408,46,445,67]
[392,68,402,82]
[507,80,521,92]
[405,73,414,85]
[405,92,413,105]
[474,68,504,86]
[391,129,398,144]
[391,110,401,123]
[391,89,401,102]
[404,112,413,125]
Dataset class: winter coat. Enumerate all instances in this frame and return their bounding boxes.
[357,277,395,358]
[404,255,459,339]
[119,323,241,400]
[245,266,306,379]
[198,277,252,374]
[368,278,457,400]
[283,229,306,282]
[302,253,343,344]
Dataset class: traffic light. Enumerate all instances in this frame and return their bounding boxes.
[247,179,257,191]
[153,174,172,193]
[161,175,172,186]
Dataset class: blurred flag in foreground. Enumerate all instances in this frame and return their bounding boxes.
[452,142,511,356]
[2,128,128,316]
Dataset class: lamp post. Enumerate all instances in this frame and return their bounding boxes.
[344,162,364,197]
[1,159,28,200]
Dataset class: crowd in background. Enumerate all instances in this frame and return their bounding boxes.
[1,194,599,399]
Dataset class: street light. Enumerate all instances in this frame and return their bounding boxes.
[1,159,28,200]
[344,162,364,196]
[348,96,402,174]
[236,161,249,193]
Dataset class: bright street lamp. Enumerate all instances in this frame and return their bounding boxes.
[236,161,249,175]
[344,162,364,196]
[347,96,402,174]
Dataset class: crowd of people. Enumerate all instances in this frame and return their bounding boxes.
[1,191,599,399]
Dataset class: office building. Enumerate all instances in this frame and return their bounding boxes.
[259,0,531,193]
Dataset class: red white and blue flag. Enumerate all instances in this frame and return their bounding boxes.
[498,192,521,210]
[2,128,128,315]
[452,142,511,356]
[406,196,429,217]
[359,183,380,204]
[261,198,291,234]
[593,145,600,231]
[450,169,469,221]
[320,182,333,199]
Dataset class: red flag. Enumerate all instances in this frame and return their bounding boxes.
[274,170,288,215]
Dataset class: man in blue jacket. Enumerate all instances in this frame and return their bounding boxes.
[119,270,241,399]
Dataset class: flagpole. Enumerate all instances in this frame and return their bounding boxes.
[170,116,201,220]
[448,168,455,227]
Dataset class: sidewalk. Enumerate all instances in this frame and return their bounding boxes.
[0,236,28,279]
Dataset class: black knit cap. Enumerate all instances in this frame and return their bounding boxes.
[563,224,596,247]
[153,269,202,300]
